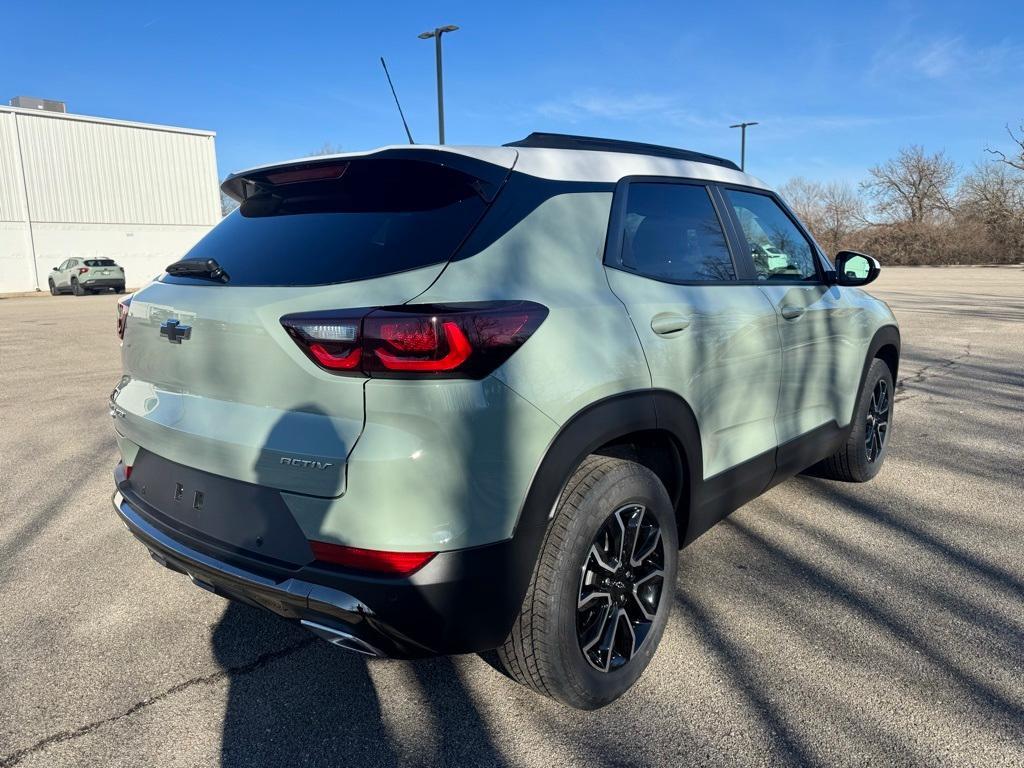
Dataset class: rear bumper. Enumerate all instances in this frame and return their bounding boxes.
[84,278,124,289]
[113,489,386,655]
[111,463,541,658]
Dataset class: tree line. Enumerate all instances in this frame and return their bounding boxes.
[781,123,1024,265]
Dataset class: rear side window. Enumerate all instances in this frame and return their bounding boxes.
[165,159,492,287]
[616,183,735,282]
[724,190,819,281]
[84,259,117,267]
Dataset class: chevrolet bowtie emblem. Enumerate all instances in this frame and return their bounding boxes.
[159,318,192,344]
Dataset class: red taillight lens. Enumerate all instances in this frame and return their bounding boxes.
[116,294,133,340]
[78,267,89,275]
[309,343,362,370]
[281,302,547,379]
[372,320,472,372]
[125,465,133,480]
[309,541,436,576]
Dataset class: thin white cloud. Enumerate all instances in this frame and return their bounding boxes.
[533,89,914,136]
[870,35,1023,83]
[536,91,677,122]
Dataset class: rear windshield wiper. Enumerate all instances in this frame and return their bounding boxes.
[165,257,230,283]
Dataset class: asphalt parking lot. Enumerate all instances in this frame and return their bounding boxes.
[1,266,1022,767]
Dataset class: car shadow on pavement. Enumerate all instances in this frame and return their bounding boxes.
[211,601,508,768]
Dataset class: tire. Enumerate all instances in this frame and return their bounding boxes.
[48,279,58,296]
[71,278,84,296]
[116,287,126,294]
[815,358,894,482]
[498,455,678,709]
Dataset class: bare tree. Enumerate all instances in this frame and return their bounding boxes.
[780,177,825,232]
[957,162,1024,258]
[309,142,344,156]
[781,177,864,254]
[817,181,865,255]
[862,145,956,224]
[220,189,239,217]
[985,123,1024,172]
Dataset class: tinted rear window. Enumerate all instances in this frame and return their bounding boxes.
[85,259,117,267]
[164,159,491,287]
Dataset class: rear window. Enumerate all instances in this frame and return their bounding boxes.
[85,259,117,267]
[164,159,492,287]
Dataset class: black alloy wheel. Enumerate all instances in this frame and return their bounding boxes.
[865,378,891,462]
[577,503,665,673]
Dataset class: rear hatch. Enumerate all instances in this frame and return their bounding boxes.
[114,148,515,502]
[84,259,124,280]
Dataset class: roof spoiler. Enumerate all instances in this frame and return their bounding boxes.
[221,147,518,203]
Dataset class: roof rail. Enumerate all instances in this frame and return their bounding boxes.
[504,132,740,171]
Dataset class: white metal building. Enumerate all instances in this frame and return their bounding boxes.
[0,104,220,293]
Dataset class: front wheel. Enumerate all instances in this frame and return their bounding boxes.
[814,357,894,482]
[498,455,678,709]
[48,279,58,296]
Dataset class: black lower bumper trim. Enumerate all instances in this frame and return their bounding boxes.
[84,279,125,289]
[113,490,397,655]
[112,464,540,657]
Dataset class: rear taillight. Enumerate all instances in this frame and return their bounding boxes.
[281,302,547,379]
[78,267,89,275]
[309,541,435,576]
[117,294,132,340]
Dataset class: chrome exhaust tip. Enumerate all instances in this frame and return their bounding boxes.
[300,620,385,657]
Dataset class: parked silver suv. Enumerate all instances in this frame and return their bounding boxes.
[110,133,899,708]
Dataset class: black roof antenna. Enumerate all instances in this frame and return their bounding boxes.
[380,57,415,144]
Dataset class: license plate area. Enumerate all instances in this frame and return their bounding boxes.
[128,448,313,567]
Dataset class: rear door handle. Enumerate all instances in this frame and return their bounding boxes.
[650,313,691,337]
[780,305,805,320]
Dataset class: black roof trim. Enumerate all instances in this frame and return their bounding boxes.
[504,132,740,171]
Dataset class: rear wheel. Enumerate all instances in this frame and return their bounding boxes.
[498,455,678,709]
[71,278,84,296]
[815,358,894,482]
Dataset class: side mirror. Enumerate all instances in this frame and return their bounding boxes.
[52,266,59,272]
[832,251,880,286]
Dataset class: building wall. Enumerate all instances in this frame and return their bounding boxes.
[0,107,220,293]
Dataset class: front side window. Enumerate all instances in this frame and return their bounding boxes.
[617,182,735,282]
[725,190,819,281]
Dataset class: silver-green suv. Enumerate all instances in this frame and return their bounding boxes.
[110,133,899,709]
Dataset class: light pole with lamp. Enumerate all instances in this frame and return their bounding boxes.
[729,121,759,171]
[418,24,460,144]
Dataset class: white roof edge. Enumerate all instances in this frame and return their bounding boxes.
[227,142,770,189]
[0,104,216,137]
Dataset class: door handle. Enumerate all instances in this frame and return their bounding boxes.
[650,313,691,336]
[780,305,805,320]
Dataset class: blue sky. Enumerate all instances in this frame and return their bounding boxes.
[3,0,1021,187]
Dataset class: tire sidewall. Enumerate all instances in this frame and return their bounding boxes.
[850,359,895,480]
[551,464,678,709]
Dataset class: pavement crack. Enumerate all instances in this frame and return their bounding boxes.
[895,343,972,403]
[0,636,319,768]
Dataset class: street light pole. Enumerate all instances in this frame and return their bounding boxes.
[729,121,759,171]
[418,24,459,144]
